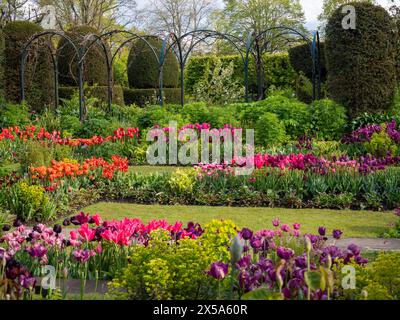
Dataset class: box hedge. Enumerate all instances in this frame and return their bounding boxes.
[123,87,181,106]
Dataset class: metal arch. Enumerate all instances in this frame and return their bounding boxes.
[80,30,164,109]
[20,30,86,121]
[245,26,321,101]
[168,29,246,106]
[77,33,114,113]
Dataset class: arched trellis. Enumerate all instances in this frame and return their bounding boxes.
[245,26,321,101]
[20,27,321,120]
[165,30,247,106]
[19,31,86,121]
[80,30,163,112]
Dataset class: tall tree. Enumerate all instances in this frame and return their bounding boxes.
[0,0,39,27]
[214,0,305,99]
[143,0,217,51]
[35,0,139,31]
[215,0,305,52]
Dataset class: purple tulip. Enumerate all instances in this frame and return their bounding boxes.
[277,247,294,260]
[236,255,251,270]
[318,226,326,236]
[347,244,360,256]
[208,262,229,280]
[53,224,62,234]
[240,228,253,240]
[272,218,280,227]
[2,224,11,232]
[333,229,343,240]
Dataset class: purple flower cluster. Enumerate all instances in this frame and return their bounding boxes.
[342,120,400,144]
[208,220,368,300]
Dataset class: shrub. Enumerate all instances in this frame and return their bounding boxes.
[0,98,30,128]
[309,99,347,140]
[255,112,287,147]
[185,53,295,95]
[251,95,310,139]
[109,220,237,300]
[288,42,327,82]
[0,28,4,97]
[2,21,54,112]
[127,37,179,89]
[123,87,181,106]
[193,58,244,105]
[5,181,55,221]
[58,85,125,107]
[325,3,397,118]
[57,26,108,86]
[364,124,398,158]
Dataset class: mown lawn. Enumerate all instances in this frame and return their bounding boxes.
[81,202,397,238]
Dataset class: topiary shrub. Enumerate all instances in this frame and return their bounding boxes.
[288,43,327,82]
[127,37,179,89]
[2,21,54,112]
[255,112,287,147]
[57,26,109,86]
[325,2,397,119]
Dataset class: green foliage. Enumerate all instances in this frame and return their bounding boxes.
[288,42,327,82]
[325,2,397,118]
[127,37,179,89]
[294,72,313,104]
[337,252,400,300]
[0,98,30,128]
[185,53,296,95]
[2,21,54,112]
[250,95,310,139]
[255,112,287,147]
[109,220,236,300]
[169,168,197,194]
[193,58,244,105]
[123,88,181,107]
[364,124,398,158]
[57,26,108,86]
[309,99,347,140]
[58,85,125,107]
[19,140,72,172]
[5,180,56,221]
[0,28,4,97]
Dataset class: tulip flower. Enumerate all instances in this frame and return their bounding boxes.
[208,262,229,280]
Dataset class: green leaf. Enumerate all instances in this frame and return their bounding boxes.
[305,271,326,291]
[241,288,283,300]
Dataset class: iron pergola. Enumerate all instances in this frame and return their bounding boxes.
[19,27,322,122]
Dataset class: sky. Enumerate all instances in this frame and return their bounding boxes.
[136,0,395,31]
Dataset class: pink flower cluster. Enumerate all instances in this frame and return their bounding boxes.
[0,213,204,267]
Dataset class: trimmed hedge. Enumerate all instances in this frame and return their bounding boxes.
[0,28,4,97]
[184,53,296,94]
[123,88,181,106]
[288,43,327,82]
[57,26,109,86]
[2,21,54,112]
[59,85,124,106]
[127,37,179,89]
[325,3,397,118]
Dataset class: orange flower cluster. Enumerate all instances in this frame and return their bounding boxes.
[0,126,139,147]
[30,156,129,182]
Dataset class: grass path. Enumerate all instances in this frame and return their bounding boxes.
[81,202,397,238]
